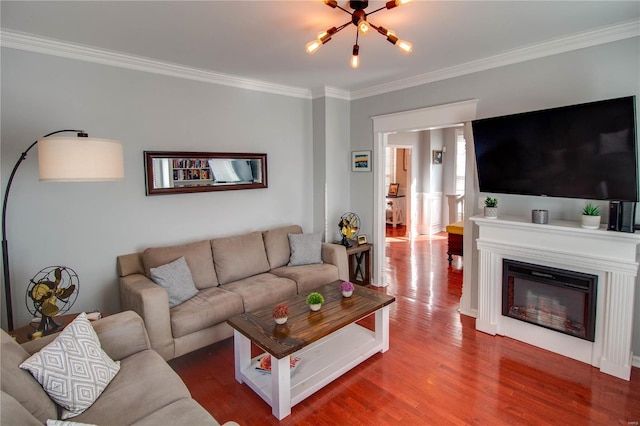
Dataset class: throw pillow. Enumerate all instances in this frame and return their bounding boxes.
[47,420,97,426]
[288,232,324,266]
[19,313,120,419]
[149,256,199,308]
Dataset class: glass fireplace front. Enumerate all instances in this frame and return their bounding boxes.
[502,259,597,341]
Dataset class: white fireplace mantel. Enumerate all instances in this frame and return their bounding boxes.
[470,214,640,381]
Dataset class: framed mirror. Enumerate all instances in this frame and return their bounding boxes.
[144,151,268,195]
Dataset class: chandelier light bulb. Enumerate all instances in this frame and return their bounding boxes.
[386,0,412,8]
[357,19,371,35]
[306,39,323,54]
[395,39,413,54]
[351,45,360,69]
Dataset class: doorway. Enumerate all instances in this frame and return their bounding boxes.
[371,99,478,317]
[385,146,411,239]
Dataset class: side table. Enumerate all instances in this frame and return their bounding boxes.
[10,312,102,344]
[346,243,372,285]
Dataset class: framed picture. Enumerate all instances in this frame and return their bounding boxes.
[352,150,371,172]
[432,150,443,164]
[357,234,368,245]
[388,183,399,196]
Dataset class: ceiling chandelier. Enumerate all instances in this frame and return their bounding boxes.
[306,0,413,69]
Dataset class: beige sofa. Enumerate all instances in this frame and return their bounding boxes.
[1,311,237,425]
[117,225,348,361]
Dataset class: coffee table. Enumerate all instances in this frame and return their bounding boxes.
[227,280,395,420]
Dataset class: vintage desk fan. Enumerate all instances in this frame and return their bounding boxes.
[338,212,360,247]
[26,266,79,337]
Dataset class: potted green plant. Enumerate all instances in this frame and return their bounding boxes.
[580,203,601,229]
[484,196,498,219]
[340,281,355,297]
[272,303,289,324]
[306,292,325,311]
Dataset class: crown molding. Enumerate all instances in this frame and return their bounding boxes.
[0,29,313,99]
[311,86,351,101]
[2,19,638,102]
[351,19,640,100]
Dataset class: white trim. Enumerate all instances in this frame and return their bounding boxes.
[352,20,640,100]
[633,354,640,369]
[372,100,478,289]
[0,29,312,99]
[311,86,351,101]
[2,19,638,101]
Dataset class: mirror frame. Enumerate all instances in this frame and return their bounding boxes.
[144,151,268,195]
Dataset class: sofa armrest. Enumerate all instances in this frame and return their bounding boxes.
[321,243,349,281]
[20,311,150,361]
[119,273,175,361]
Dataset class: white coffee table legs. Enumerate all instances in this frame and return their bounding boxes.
[270,354,291,419]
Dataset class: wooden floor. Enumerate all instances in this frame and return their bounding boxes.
[170,229,640,425]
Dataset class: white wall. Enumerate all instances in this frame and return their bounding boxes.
[350,38,640,354]
[1,48,314,328]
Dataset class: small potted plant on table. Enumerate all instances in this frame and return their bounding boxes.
[306,292,324,311]
[581,203,601,229]
[272,303,289,324]
[484,196,498,218]
[340,280,355,297]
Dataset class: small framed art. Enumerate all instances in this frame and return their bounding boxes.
[388,183,399,196]
[357,234,368,245]
[432,150,443,164]
[352,150,371,172]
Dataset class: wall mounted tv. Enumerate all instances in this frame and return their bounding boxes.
[472,96,638,202]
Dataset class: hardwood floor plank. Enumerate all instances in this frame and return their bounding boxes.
[170,232,640,425]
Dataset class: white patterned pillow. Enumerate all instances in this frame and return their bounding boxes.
[20,313,120,419]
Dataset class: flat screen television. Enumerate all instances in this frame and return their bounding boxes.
[472,96,638,201]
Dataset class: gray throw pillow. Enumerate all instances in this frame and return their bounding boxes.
[288,233,323,266]
[149,256,199,308]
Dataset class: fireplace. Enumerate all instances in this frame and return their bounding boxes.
[502,259,597,341]
[471,215,640,380]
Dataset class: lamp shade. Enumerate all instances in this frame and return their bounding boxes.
[38,136,124,182]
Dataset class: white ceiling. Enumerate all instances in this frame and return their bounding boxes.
[1,1,639,96]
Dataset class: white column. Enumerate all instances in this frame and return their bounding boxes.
[476,249,499,335]
[599,271,636,380]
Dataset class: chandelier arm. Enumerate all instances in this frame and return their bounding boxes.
[366,6,387,16]
[335,4,353,15]
[335,21,352,33]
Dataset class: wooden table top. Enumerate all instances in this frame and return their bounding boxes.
[227,280,395,359]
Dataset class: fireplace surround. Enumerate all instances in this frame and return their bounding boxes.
[471,215,640,381]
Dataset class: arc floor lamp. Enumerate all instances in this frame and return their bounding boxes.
[2,130,124,331]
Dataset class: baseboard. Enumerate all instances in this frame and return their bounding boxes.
[633,354,640,369]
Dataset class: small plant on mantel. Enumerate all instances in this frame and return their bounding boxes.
[484,196,498,208]
[580,202,602,230]
[582,203,601,216]
[272,303,289,324]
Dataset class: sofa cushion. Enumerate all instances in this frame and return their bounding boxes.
[220,273,297,312]
[150,257,199,308]
[69,350,191,425]
[263,225,302,269]
[130,397,220,426]
[1,390,44,426]
[211,231,271,285]
[288,232,323,266]
[143,240,218,289]
[170,287,244,338]
[1,331,58,423]
[19,313,121,419]
[271,264,339,294]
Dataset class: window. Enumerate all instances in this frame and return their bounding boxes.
[385,147,396,194]
[455,129,466,195]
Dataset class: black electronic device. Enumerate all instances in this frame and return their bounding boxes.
[608,200,621,231]
[619,201,636,233]
[472,96,638,201]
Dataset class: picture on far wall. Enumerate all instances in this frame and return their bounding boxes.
[352,150,372,172]
[432,150,443,164]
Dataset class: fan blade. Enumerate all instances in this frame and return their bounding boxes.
[57,285,76,300]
